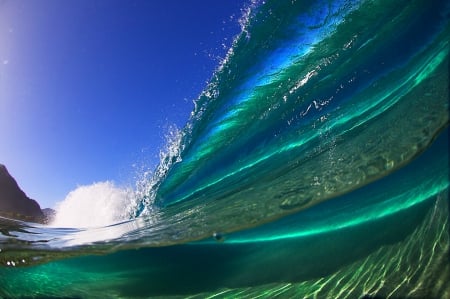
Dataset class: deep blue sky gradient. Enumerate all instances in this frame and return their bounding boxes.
[0,0,245,208]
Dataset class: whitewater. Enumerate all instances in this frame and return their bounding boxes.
[50,182,133,228]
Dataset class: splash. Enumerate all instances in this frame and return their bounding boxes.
[51,181,134,228]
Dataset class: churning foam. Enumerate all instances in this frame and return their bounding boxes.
[51,181,135,228]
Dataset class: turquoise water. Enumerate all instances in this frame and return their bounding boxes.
[1,0,449,297]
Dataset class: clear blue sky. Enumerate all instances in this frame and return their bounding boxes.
[0,0,245,208]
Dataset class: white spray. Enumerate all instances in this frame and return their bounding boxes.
[50,181,135,228]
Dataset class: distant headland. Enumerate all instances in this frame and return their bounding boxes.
[0,163,54,224]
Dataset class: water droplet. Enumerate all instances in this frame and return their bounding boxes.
[213,232,224,242]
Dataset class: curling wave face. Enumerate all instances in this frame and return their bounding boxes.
[151,0,449,232]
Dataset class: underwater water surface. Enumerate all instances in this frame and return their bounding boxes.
[1,0,449,298]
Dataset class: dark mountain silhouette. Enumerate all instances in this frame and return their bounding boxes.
[42,208,56,224]
[0,164,45,223]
